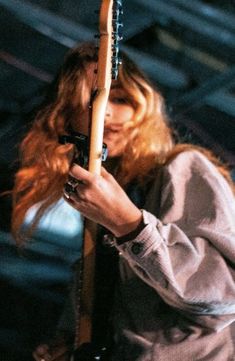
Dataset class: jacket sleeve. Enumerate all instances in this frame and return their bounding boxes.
[114,151,235,330]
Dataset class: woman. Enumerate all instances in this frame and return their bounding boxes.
[12,43,235,360]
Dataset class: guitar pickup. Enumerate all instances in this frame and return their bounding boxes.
[59,132,108,167]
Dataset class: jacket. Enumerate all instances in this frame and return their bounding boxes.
[109,150,235,361]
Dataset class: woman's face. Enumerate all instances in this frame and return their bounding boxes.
[103,85,134,157]
[72,83,135,158]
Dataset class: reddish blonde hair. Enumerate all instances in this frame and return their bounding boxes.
[11,43,234,241]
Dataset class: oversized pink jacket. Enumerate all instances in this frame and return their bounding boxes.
[110,150,235,361]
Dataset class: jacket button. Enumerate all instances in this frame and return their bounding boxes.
[131,242,143,255]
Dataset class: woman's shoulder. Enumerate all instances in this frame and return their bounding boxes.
[162,145,234,198]
[166,145,212,168]
[163,147,212,179]
[164,145,225,177]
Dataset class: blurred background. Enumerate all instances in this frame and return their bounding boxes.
[0,0,235,359]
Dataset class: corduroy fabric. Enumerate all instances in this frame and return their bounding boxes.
[109,150,235,361]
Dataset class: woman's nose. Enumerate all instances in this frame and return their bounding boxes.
[105,100,112,121]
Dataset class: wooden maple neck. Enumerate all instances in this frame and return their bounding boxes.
[75,0,123,350]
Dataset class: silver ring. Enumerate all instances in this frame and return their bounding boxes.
[64,190,71,200]
[64,183,77,198]
[64,176,80,195]
[67,177,79,190]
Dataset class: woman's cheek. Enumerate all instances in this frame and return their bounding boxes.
[104,139,121,157]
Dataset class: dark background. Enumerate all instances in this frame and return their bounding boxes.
[0,0,235,360]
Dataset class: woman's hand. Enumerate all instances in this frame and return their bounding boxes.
[64,165,142,237]
[33,335,72,361]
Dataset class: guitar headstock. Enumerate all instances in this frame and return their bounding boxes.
[97,0,123,88]
[87,0,123,175]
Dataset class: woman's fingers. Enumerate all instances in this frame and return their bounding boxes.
[69,164,93,184]
[101,166,113,180]
[33,341,71,361]
[32,344,50,361]
[64,163,142,236]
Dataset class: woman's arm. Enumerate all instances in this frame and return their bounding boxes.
[65,151,235,330]
[113,151,235,330]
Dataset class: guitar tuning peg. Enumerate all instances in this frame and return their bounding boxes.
[112,56,119,68]
[112,47,119,58]
[112,21,123,33]
[112,43,119,50]
[111,69,118,80]
[114,0,123,10]
[113,1,123,21]
[112,33,123,42]
[113,8,123,20]
[112,22,123,43]
[112,37,119,46]
[112,56,122,68]
[114,7,123,16]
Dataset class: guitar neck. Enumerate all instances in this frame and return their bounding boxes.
[88,88,110,174]
[74,0,123,350]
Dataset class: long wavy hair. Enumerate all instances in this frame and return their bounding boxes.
[11,43,234,241]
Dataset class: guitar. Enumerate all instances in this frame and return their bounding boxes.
[61,1,123,360]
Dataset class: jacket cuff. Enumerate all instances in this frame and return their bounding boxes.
[115,214,146,245]
[109,210,162,258]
